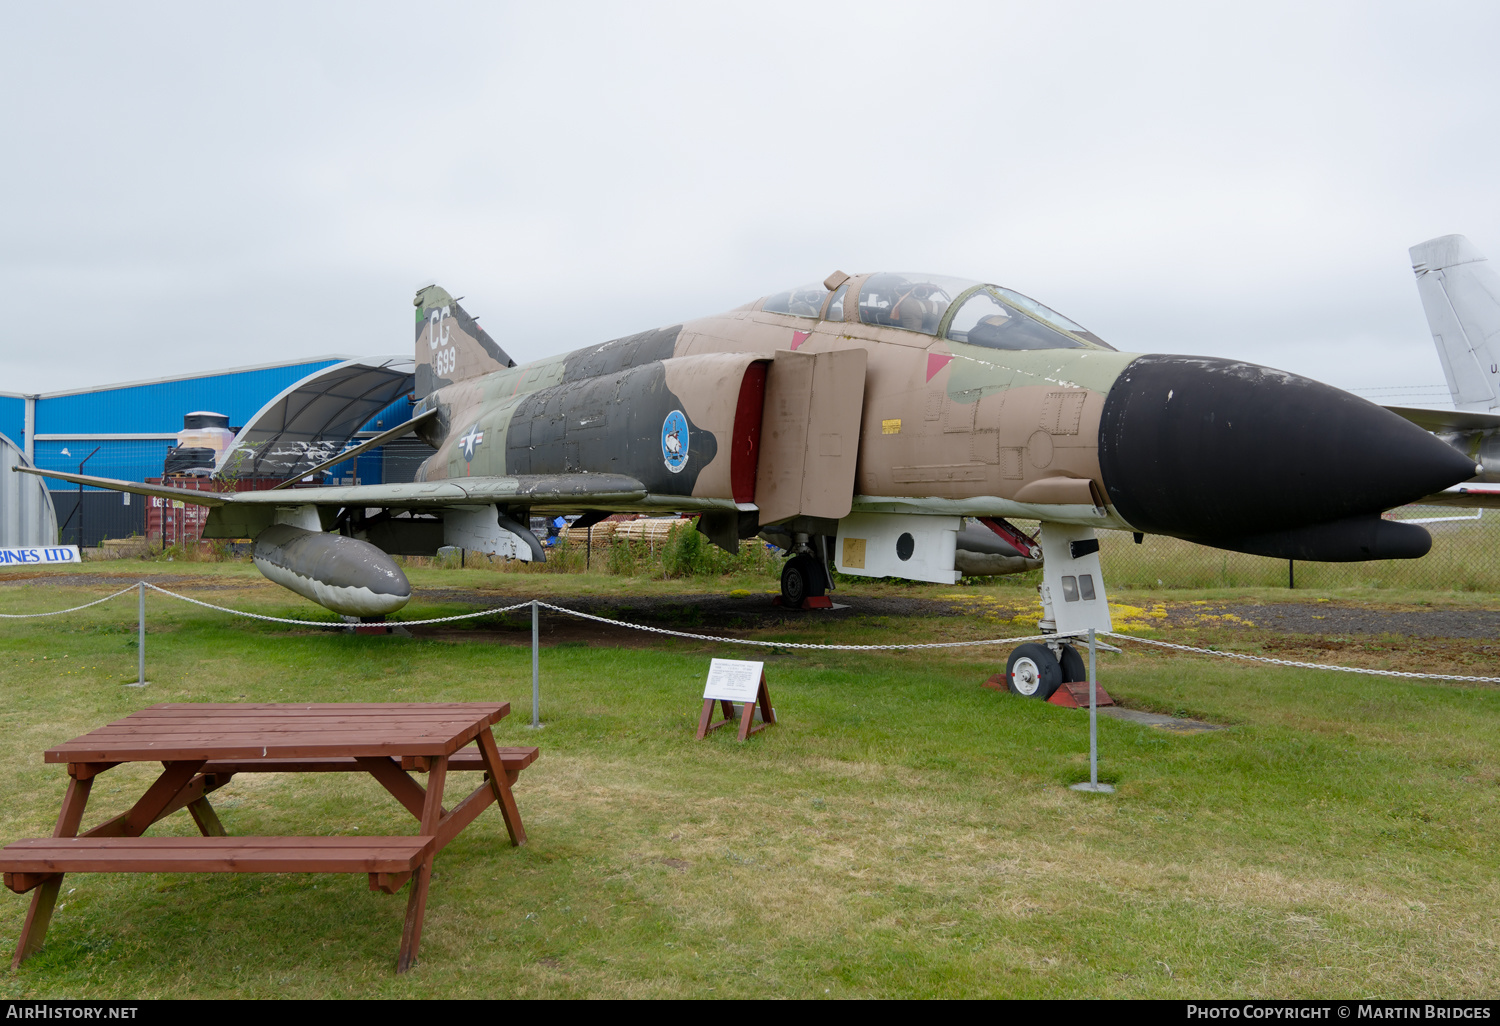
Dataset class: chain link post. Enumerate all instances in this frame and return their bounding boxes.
[529,599,541,728]
[130,581,147,687]
[1071,627,1113,793]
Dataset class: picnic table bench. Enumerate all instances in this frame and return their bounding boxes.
[0,702,540,972]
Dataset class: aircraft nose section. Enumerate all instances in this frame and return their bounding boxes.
[1097,354,1480,541]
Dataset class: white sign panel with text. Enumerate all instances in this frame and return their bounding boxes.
[702,658,764,703]
[0,546,81,567]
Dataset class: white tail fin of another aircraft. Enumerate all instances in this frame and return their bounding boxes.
[1410,234,1500,412]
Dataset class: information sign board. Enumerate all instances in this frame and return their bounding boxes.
[702,659,765,703]
[697,659,776,741]
[0,546,81,567]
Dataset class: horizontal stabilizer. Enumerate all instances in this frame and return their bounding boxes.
[1382,404,1500,433]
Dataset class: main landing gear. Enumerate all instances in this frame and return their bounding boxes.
[779,554,828,607]
[773,531,833,609]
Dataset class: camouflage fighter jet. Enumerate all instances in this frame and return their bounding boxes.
[20,271,1479,698]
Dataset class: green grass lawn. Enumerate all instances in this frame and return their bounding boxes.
[0,569,1496,998]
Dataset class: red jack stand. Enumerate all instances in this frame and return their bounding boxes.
[981,674,1114,707]
[771,595,834,610]
[1047,682,1114,708]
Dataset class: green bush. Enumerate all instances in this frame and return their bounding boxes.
[662,523,712,577]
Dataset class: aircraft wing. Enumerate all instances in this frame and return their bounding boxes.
[1384,405,1500,433]
[1413,482,1500,509]
[13,466,656,510]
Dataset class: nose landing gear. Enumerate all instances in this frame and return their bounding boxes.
[1005,643,1062,699]
[1003,641,1089,699]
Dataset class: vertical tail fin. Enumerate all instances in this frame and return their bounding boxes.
[1409,235,1500,412]
[413,285,515,399]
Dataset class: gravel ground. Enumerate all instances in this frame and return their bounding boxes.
[1165,602,1500,640]
[0,571,245,592]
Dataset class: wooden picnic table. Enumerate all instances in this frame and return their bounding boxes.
[0,702,538,972]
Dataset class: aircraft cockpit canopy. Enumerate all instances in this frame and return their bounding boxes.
[761,283,828,318]
[858,274,976,335]
[760,273,1112,350]
[946,285,1114,351]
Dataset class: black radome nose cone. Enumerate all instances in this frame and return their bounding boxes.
[1098,355,1478,542]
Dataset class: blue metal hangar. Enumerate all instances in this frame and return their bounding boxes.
[0,355,423,547]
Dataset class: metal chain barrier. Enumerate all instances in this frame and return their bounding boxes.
[0,584,141,618]
[3,580,1498,682]
[1099,630,1500,684]
[143,584,536,627]
[535,601,1053,651]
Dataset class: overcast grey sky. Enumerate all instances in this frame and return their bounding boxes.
[4,1,1498,404]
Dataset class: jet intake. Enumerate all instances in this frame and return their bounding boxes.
[1203,516,1432,562]
[251,524,412,616]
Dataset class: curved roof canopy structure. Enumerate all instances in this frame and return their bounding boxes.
[219,357,418,480]
[0,433,60,546]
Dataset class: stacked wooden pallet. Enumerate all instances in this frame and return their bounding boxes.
[558,517,690,548]
[613,517,690,544]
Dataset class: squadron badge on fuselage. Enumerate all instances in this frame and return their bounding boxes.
[661,410,689,473]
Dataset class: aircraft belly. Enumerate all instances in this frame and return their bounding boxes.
[835,512,961,584]
[850,495,1131,530]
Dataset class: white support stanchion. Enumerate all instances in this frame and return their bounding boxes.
[128,581,148,688]
[529,599,542,728]
[1071,627,1113,793]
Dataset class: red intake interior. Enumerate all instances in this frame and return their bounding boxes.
[731,362,769,503]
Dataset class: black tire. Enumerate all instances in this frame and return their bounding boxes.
[1005,643,1063,700]
[780,555,827,606]
[1058,643,1087,684]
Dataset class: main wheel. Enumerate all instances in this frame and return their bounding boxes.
[1058,643,1087,684]
[1006,643,1063,699]
[780,555,827,607]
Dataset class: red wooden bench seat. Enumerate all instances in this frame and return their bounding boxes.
[1,835,435,896]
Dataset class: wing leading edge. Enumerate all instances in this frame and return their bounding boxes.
[13,466,651,510]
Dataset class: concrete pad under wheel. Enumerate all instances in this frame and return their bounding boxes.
[1099,707,1223,733]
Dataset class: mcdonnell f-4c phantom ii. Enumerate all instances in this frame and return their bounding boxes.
[21,270,1480,699]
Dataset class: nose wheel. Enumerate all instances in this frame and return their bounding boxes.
[1004,643,1064,700]
[779,555,828,607]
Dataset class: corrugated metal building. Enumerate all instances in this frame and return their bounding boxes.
[0,356,419,547]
